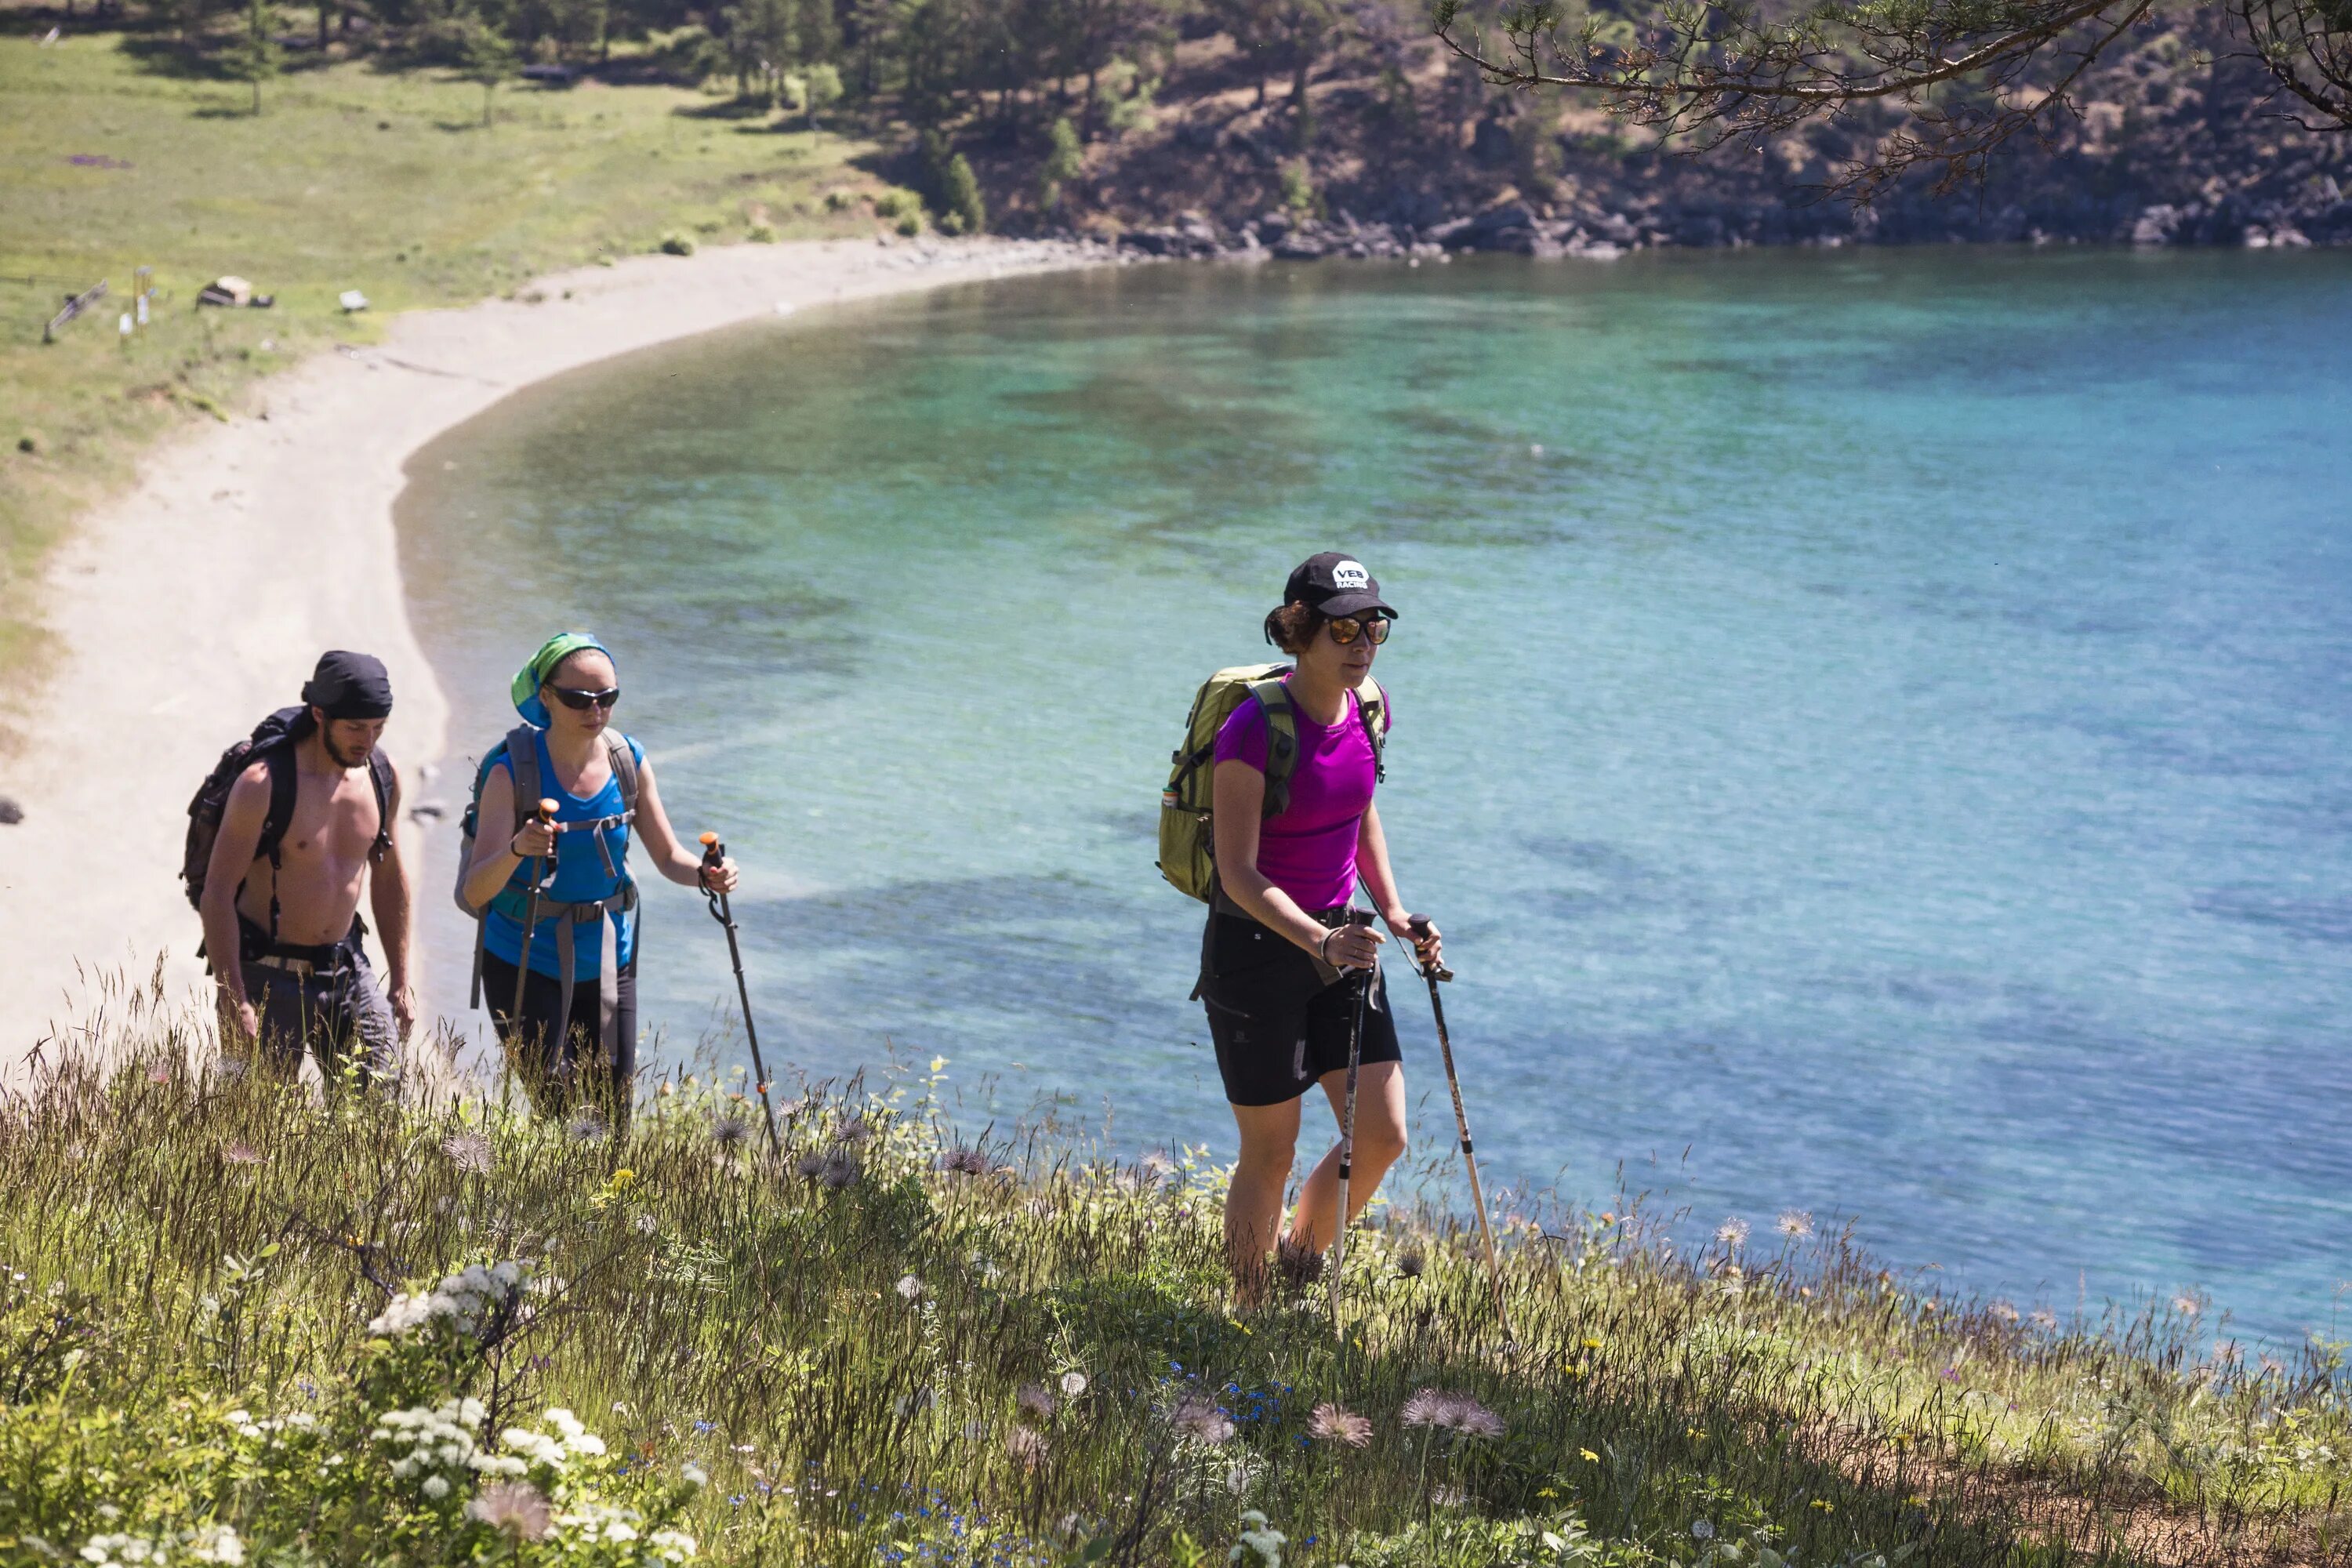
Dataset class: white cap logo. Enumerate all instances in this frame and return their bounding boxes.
[1332,560,1370,590]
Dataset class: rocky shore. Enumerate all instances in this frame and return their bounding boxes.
[1001,17,2352,260]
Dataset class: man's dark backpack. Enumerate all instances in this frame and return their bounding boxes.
[182,708,394,946]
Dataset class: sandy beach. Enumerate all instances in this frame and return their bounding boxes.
[0,235,1101,1080]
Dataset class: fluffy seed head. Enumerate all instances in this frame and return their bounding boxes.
[1715,1218,1750,1248]
[1016,1383,1057,1421]
[1775,1210,1813,1239]
[441,1131,495,1174]
[1308,1403,1373,1448]
[1171,1394,1234,1446]
[467,1480,553,1540]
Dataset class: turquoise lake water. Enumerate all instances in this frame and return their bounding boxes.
[398,249,2352,1349]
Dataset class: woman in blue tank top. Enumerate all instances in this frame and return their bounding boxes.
[460,633,741,1123]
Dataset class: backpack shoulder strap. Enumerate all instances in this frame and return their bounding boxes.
[604,731,641,814]
[1357,677,1388,783]
[1247,678,1301,818]
[365,752,395,862]
[503,724,543,832]
[256,744,299,866]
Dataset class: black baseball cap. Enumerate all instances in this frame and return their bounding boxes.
[1283,551,1397,620]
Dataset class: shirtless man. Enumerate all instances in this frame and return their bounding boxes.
[199,650,415,1084]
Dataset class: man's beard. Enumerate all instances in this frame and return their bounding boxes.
[322,729,373,769]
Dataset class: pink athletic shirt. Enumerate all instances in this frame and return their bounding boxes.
[1214,680,1386,911]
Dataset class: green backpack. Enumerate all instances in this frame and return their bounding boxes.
[1157,662,1387,902]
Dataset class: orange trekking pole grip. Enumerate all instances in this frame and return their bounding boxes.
[510,798,558,1040]
[701,832,780,1156]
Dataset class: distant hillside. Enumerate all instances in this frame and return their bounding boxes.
[953,13,2352,258]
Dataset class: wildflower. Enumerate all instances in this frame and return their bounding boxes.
[221,1140,265,1166]
[633,1213,658,1236]
[147,1063,172,1085]
[1171,1393,1234,1445]
[1809,1499,1835,1512]
[1692,1519,1715,1541]
[711,1115,753,1149]
[1395,1246,1426,1278]
[422,1475,452,1500]
[442,1131,495,1174]
[833,1115,875,1145]
[1990,1300,2020,1324]
[682,1462,709,1487]
[1308,1403,1372,1448]
[896,1274,923,1301]
[190,1526,245,1565]
[793,1152,826,1179]
[1005,1425,1049,1472]
[2030,1308,2060,1332]
[1776,1210,1813,1239]
[1715,1217,1750,1248]
[566,1112,607,1144]
[819,1152,862,1190]
[366,1261,528,1339]
[2172,1294,2202,1316]
[1400,1388,1503,1437]
[1059,1371,1087,1398]
[1016,1383,1057,1421]
[1275,1238,1323,1287]
[468,1480,553,1541]
[1580,1448,1600,1462]
[938,1145,991,1177]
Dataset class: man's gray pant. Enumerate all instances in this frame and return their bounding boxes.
[238,950,398,1087]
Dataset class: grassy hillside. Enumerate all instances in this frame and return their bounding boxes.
[0,1008,2343,1566]
[0,20,894,718]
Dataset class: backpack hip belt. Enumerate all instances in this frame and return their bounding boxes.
[469,880,641,1041]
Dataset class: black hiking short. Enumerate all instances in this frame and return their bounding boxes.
[1199,911,1399,1108]
[482,951,639,1127]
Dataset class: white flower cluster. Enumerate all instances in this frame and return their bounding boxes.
[222,1408,318,1445]
[367,1260,527,1338]
[499,1406,609,1472]
[376,1397,514,1496]
[551,1499,696,1562]
[78,1525,244,1566]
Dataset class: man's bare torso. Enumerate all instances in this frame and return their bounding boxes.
[234,756,382,946]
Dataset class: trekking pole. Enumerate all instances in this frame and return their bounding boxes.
[1407,914,1515,1346]
[700,832,781,1158]
[510,798,558,1044]
[1329,906,1377,1338]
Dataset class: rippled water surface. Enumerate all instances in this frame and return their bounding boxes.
[400,250,2352,1346]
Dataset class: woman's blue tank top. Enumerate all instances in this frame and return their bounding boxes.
[481,728,641,978]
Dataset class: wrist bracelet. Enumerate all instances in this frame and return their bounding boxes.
[1316,927,1338,964]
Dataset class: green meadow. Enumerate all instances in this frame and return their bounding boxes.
[0,21,882,707]
[0,990,2342,1566]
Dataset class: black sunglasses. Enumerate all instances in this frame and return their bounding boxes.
[548,684,621,712]
[1328,615,1392,647]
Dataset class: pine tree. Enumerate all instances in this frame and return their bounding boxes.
[1036,112,1080,212]
[224,0,281,114]
[459,16,517,125]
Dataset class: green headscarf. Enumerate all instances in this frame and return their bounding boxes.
[511,632,611,727]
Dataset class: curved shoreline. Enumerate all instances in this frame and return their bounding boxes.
[0,236,1105,1078]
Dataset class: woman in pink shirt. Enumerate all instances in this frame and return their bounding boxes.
[1203,552,1443,1301]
